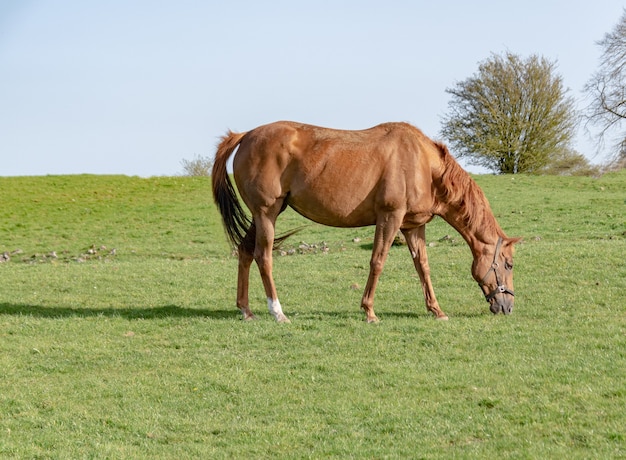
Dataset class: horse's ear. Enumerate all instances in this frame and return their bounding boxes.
[505,237,523,246]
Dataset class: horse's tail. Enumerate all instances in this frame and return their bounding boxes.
[212,131,251,249]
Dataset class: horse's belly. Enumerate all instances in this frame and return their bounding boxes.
[287,190,377,228]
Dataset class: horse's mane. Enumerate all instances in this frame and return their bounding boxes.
[433,142,503,239]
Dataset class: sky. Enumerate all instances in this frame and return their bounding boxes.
[1,0,624,177]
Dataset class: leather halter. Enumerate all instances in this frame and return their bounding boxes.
[478,237,514,302]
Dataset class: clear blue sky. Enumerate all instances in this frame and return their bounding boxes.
[1,0,623,176]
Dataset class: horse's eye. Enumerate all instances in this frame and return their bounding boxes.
[505,260,513,271]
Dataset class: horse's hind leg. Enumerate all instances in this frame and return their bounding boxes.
[253,207,290,323]
[401,226,448,320]
[236,225,256,320]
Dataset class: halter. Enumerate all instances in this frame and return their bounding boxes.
[478,237,514,302]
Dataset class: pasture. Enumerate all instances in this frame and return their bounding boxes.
[1,172,625,458]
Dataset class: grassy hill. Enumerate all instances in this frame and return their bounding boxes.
[0,172,625,458]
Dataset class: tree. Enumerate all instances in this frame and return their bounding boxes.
[181,155,213,176]
[584,9,626,165]
[440,52,578,174]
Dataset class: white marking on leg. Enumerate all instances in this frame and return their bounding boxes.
[267,297,284,318]
[267,298,290,323]
[411,250,418,259]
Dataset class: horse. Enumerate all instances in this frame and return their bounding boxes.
[212,121,521,323]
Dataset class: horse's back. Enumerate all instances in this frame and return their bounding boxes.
[234,120,427,173]
[232,121,440,227]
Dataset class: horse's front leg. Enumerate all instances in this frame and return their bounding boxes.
[361,212,403,323]
[401,226,448,320]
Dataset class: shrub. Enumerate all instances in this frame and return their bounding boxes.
[181,155,213,176]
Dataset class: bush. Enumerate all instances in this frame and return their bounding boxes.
[538,148,602,176]
[180,155,213,176]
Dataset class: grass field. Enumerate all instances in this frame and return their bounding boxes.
[1,172,625,458]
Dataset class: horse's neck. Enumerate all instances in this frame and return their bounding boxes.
[430,147,502,256]
[437,194,501,258]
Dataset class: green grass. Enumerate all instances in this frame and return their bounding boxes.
[1,173,625,458]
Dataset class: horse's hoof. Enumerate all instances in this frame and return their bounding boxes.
[366,316,380,324]
[276,315,291,324]
[436,315,449,321]
[242,314,258,321]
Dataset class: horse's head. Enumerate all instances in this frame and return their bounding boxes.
[473,236,521,315]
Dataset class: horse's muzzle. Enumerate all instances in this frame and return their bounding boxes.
[490,297,514,315]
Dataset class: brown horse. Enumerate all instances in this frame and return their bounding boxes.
[212,121,521,323]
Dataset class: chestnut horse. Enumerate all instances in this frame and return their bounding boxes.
[212,121,520,323]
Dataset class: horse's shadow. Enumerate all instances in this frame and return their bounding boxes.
[0,303,236,320]
[0,303,488,322]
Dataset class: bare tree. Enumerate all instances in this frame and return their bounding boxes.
[584,9,626,164]
[440,52,578,174]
